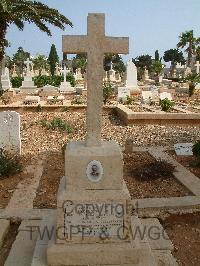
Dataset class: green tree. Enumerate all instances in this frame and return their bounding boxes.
[104,54,126,74]
[196,46,200,62]
[0,0,72,87]
[72,54,87,71]
[12,47,30,74]
[48,44,59,76]
[133,54,152,80]
[133,54,152,70]
[155,50,160,61]
[177,30,200,67]
[163,49,185,74]
[32,54,49,75]
[151,60,163,76]
[184,73,200,97]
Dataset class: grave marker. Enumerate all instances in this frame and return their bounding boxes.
[0,111,21,154]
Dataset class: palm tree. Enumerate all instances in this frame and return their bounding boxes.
[184,73,200,97]
[32,54,50,75]
[177,30,200,67]
[0,0,72,76]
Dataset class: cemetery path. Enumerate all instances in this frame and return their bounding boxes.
[6,154,45,209]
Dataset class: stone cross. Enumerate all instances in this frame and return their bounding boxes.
[63,13,129,146]
[24,58,32,76]
[195,61,200,74]
[61,65,70,83]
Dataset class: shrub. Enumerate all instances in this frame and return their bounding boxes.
[134,160,175,181]
[192,141,200,158]
[71,97,83,105]
[33,74,75,88]
[40,117,73,133]
[11,77,23,88]
[103,83,114,104]
[160,98,174,112]
[0,149,22,179]
[0,95,11,105]
[36,104,42,112]
[126,96,135,105]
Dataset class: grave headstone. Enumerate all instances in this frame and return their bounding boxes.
[125,60,139,92]
[174,143,193,156]
[0,111,21,154]
[20,58,37,92]
[47,13,155,266]
[117,87,130,102]
[1,67,11,91]
[160,92,172,101]
[60,66,75,94]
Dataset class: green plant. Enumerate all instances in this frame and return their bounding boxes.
[192,141,200,158]
[126,96,135,105]
[33,74,75,87]
[134,160,175,181]
[62,107,69,112]
[48,44,59,75]
[40,117,73,133]
[71,97,83,105]
[36,104,42,112]
[103,83,114,104]
[0,95,11,105]
[11,76,23,88]
[160,98,174,112]
[0,148,22,179]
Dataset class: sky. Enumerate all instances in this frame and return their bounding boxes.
[6,0,200,61]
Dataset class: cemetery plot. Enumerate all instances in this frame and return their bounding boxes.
[168,150,200,179]
[123,151,191,199]
[127,105,151,112]
[33,152,64,208]
[0,155,35,208]
[162,213,200,266]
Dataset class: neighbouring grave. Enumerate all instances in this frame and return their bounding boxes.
[59,66,75,94]
[20,58,37,92]
[0,111,21,154]
[1,66,11,91]
[47,13,156,266]
[174,143,193,156]
[117,87,130,102]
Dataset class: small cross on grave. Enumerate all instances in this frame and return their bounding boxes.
[61,65,70,83]
[62,13,129,146]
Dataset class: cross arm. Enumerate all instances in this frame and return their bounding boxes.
[62,35,88,54]
[103,37,129,54]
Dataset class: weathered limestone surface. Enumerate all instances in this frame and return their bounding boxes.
[0,219,10,248]
[63,13,129,146]
[0,111,21,154]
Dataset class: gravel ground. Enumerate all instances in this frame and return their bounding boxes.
[20,109,200,156]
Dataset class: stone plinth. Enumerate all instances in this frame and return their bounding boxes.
[20,76,37,91]
[59,82,75,94]
[1,75,11,91]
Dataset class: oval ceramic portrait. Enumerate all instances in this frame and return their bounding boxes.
[86,160,103,182]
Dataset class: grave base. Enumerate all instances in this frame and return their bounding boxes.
[47,234,156,266]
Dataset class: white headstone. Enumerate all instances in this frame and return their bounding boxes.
[20,58,36,91]
[117,87,130,101]
[0,111,21,154]
[125,60,138,91]
[160,92,172,101]
[1,67,11,91]
[174,143,193,156]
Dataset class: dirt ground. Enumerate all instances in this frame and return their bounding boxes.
[33,151,64,208]
[0,221,21,266]
[123,151,191,199]
[162,213,200,266]
[168,150,200,179]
